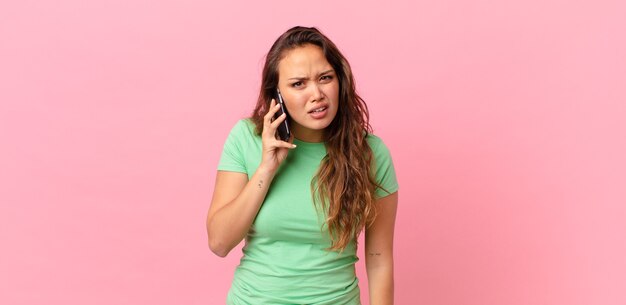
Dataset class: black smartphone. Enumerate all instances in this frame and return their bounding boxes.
[274,89,291,141]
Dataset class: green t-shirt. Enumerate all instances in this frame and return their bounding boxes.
[217,119,398,305]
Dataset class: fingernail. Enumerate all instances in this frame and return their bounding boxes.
[292,144,297,148]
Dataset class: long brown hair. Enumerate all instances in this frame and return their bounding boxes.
[251,26,382,251]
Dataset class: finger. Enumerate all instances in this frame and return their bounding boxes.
[275,139,297,149]
[263,100,281,123]
[270,113,287,129]
[263,106,283,139]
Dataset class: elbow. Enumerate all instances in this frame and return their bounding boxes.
[208,237,231,258]
[210,245,229,258]
[207,220,231,257]
[206,219,239,257]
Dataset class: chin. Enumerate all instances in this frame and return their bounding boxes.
[309,118,335,130]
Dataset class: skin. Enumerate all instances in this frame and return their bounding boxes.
[365,192,398,305]
[206,44,398,305]
[277,44,339,142]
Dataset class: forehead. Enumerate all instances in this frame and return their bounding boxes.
[278,44,332,75]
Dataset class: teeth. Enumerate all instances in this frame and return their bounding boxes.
[312,107,327,113]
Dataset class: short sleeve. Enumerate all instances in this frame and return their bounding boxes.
[217,120,248,173]
[369,136,399,199]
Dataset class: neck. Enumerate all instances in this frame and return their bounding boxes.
[292,125,324,143]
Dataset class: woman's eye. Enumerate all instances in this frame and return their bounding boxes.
[320,75,333,82]
[291,81,303,88]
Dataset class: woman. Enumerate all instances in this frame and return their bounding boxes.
[206,26,399,305]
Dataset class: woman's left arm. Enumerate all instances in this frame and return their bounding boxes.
[365,191,398,305]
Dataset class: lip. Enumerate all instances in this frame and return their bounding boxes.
[308,104,329,113]
[308,106,328,119]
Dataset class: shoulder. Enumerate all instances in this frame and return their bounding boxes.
[218,119,261,173]
[221,118,261,152]
[230,118,257,134]
[365,133,395,174]
[365,133,392,157]
[365,133,399,197]
[225,118,259,141]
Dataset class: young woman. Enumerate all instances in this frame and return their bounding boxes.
[206,26,399,305]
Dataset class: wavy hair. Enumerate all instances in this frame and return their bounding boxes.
[250,26,383,251]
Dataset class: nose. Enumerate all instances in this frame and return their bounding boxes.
[310,83,324,102]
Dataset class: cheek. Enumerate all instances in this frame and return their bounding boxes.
[284,95,305,113]
[327,82,340,100]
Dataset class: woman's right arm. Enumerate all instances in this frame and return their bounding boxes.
[206,100,295,257]
[206,167,275,257]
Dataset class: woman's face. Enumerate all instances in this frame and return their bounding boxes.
[277,44,339,142]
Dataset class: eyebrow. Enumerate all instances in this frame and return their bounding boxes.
[287,69,335,81]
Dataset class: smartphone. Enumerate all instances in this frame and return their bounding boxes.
[274,89,291,141]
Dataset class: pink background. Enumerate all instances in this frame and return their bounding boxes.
[1,0,625,304]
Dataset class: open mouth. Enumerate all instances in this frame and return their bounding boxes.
[309,106,327,113]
